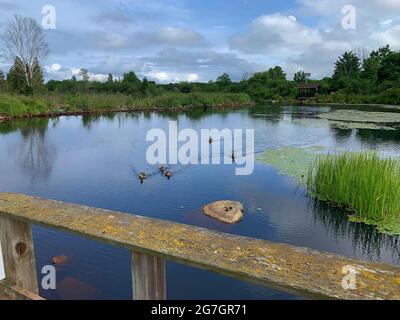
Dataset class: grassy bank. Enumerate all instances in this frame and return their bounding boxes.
[307,152,400,235]
[0,92,252,119]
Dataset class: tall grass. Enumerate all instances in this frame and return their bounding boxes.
[307,152,400,234]
[0,92,252,118]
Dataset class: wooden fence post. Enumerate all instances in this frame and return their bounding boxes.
[0,216,38,294]
[131,251,166,300]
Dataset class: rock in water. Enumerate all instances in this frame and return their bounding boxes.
[203,201,244,224]
[51,255,68,265]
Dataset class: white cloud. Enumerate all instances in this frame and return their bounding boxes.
[230,13,321,56]
[371,24,400,49]
[187,73,199,82]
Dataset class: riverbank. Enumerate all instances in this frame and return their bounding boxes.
[0,92,253,121]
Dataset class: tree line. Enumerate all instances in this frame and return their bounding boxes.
[1,16,400,104]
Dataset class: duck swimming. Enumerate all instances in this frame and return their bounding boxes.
[165,170,173,179]
[159,165,167,173]
[138,172,147,182]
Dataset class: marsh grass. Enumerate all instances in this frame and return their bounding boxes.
[307,152,400,235]
[0,92,252,118]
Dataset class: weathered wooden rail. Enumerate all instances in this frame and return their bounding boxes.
[0,193,399,300]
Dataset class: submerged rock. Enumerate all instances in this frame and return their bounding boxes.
[203,200,244,224]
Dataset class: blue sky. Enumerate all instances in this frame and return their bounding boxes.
[1,0,400,82]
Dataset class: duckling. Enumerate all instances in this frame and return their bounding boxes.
[138,172,147,182]
[165,170,173,179]
[159,165,167,173]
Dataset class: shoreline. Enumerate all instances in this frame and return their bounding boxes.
[0,102,255,123]
[2,100,400,124]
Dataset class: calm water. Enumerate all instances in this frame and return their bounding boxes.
[1,105,400,300]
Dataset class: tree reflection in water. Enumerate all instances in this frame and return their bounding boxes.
[3,118,57,184]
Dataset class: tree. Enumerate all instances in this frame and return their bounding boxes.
[7,57,28,93]
[122,71,140,83]
[267,66,286,80]
[79,68,89,82]
[333,51,361,80]
[1,15,49,95]
[0,69,5,92]
[216,73,232,86]
[378,51,400,83]
[362,45,392,83]
[71,75,77,81]
[107,73,113,83]
[294,70,307,83]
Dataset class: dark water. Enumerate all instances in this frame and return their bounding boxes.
[1,105,400,300]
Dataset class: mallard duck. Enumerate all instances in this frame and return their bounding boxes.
[138,172,147,181]
[165,170,173,178]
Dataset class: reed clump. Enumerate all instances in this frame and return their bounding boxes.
[307,152,400,235]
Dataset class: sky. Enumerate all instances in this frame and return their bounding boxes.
[0,0,400,83]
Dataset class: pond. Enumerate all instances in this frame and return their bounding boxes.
[0,105,400,300]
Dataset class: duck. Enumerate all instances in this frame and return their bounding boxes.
[165,170,173,179]
[138,172,147,181]
[159,165,167,173]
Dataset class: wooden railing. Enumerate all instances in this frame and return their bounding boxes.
[0,193,399,300]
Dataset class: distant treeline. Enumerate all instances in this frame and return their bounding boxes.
[1,44,400,105]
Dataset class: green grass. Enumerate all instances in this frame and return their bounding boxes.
[0,92,252,118]
[0,95,48,117]
[307,152,400,235]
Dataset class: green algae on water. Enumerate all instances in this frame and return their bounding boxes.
[317,110,400,124]
[257,146,325,179]
[292,117,396,130]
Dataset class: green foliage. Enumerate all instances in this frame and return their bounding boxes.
[333,51,361,80]
[293,70,307,83]
[215,73,232,88]
[0,94,48,116]
[307,152,400,235]
[0,92,251,118]
[6,57,44,95]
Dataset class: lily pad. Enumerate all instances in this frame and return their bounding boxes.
[257,146,325,179]
[317,110,400,124]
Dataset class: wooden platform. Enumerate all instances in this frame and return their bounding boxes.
[1,192,400,300]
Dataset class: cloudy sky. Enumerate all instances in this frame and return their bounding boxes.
[0,0,400,83]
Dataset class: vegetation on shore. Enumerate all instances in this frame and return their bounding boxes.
[0,92,251,118]
[307,153,400,235]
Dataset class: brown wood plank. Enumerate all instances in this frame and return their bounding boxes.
[131,251,166,300]
[0,280,44,300]
[0,193,400,300]
[0,215,38,294]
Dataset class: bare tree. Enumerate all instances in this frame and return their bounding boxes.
[1,15,49,92]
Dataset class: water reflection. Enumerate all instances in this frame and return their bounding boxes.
[310,199,400,262]
[329,127,353,142]
[1,118,57,184]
